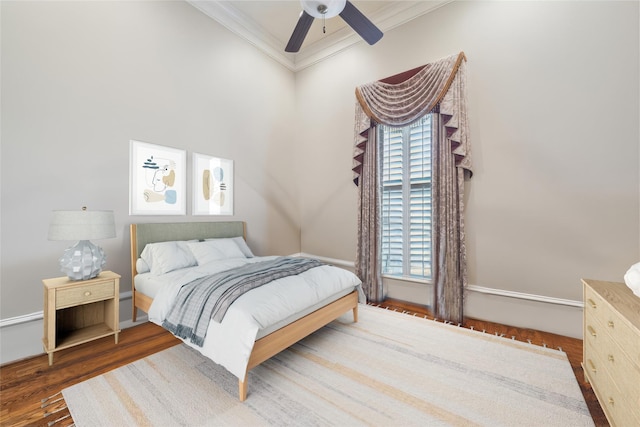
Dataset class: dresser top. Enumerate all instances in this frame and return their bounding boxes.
[582,278,640,331]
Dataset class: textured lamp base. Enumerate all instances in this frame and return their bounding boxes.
[60,240,106,281]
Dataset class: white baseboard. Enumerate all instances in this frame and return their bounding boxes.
[0,290,135,329]
[464,290,584,339]
[466,284,583,308]
[0,311,43,328]
[297,252,584,337]
[0,256,585,364]
[0,290,140,365]
[384,281,584,338]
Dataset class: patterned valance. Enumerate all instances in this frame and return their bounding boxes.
[352,52,471,185]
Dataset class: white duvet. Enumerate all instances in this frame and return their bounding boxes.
[145,256,363,381]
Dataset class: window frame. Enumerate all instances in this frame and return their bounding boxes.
[379,115,432,282]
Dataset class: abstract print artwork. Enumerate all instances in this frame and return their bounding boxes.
[129,140,186,215]
[193,153,233,215]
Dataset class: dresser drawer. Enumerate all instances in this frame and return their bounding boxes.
[600,308,640,368]
[585,316,640,410]
[585,284,640,367]
[56,280,115,309]
[601,343,640,412]
[585,341,640,427]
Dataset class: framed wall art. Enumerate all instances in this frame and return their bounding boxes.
[129,140,186,215]
[192,153,234,215]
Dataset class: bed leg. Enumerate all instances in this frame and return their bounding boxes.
[353,304,358,323]
[239,378,247,402]
[132,306,137,323]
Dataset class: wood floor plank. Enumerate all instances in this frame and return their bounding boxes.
[1,322,180,427]
[1,302,607,426]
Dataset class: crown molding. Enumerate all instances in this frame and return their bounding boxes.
[187,1,451,72]
[188,1,298,70]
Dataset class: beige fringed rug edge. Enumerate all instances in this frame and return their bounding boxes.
[56,304,593,426]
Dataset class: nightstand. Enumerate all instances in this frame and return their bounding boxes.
[43,271,121,365]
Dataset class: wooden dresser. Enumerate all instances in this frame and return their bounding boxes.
[582,279,640,426]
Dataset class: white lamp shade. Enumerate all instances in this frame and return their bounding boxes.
[48,210,116,241]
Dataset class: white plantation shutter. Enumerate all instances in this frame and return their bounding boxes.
[381,115,432,279]
[381,125,403,276]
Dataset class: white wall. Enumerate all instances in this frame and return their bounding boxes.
[297,1,640,338]
[0,1,298,363]
[1,1,638,363]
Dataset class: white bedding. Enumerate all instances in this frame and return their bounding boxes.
[142,256,364,381]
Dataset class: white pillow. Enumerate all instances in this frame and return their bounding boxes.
[624,261,640,297]
[140,241,198,275]
[136,258,150,274]
[231,236,254,258]
[188,239,246,265]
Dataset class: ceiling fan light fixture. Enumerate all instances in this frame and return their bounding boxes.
[286,0,382,53]
[301,0,346,19]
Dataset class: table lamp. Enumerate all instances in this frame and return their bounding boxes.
[48,207,116,280]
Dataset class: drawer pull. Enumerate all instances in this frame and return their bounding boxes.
[588,359,597,373]
[84,291,92,297]
[607,320,614,328]
[608,397,614,406]
[587,325,597,337]
[587,299,597,309]
[607,354,614,362]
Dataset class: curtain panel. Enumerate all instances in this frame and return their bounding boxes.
[352,52,472,321]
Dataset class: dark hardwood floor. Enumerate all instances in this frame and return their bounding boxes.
[0,300,607,427]
[0,322,180,427]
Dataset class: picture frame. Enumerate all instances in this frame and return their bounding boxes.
[129,140,186,215]
[192,153,234,216]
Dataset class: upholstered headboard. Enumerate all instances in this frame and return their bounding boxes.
[130,221,246,259]
[128,221,246,320]
[130,221,246,279]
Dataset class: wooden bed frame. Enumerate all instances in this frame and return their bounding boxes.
[129,221,358,401]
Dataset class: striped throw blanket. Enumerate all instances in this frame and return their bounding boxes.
[163,257,323,346]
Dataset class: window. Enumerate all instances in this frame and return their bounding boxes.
[380,115,432,280]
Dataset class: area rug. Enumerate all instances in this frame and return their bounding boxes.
[62,305,594,426]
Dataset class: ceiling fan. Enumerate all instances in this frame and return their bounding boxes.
[285,0,383,53]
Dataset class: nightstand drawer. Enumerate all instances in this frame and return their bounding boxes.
[56,281,115,308]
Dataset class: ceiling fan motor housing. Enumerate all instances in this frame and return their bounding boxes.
[301,0,346,18]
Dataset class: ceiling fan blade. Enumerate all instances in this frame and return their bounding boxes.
[339,1,383,45]
[285,11,314,53]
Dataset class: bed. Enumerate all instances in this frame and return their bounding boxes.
[129,221,363,401]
